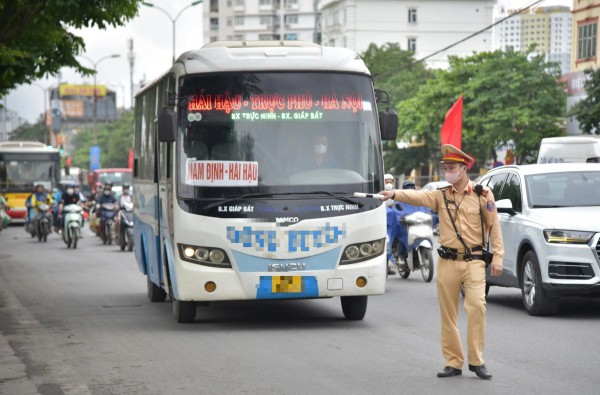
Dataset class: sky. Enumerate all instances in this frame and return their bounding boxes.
[6,0,573,124]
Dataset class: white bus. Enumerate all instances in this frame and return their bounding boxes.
[133,41,397,323]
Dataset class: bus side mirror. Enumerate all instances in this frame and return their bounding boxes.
[379,107,398,141]
[158,108,176,143]
[375,89,398,141]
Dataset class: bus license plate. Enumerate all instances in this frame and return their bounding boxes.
[271,276,303,293]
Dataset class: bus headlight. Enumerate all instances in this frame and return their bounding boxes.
[340,238,385,265]
[178,244,232,268]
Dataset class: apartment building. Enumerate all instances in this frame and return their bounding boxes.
[571,0,599,72]
[204,0,319,43]
[493,6,572,73]
[318,0,495,69]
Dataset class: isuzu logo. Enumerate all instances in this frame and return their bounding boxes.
[268,262,306,272]
[275,217,300,223]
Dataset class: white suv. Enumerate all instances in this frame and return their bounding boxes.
[479,163,600,316]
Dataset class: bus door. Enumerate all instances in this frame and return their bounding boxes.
[158,136,174,293]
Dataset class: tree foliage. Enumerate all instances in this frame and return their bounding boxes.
[9,120,47,142]
[569,68,600,134]
[391,48,566,175]
[359,43,434,175]
[360,42,433,105]
[70,110,133,169]
[0,0,142,97]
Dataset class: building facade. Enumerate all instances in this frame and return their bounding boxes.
[204,0,319,43]
[318,0,495,69]
[493,5,572,74]
[571,0,599,72]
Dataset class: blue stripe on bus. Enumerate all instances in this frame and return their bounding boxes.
[256,276,319,299]
[231,247,341,272]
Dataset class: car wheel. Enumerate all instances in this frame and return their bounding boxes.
[521,250,559,316]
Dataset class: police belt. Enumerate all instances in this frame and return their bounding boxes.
[439,246,484,261]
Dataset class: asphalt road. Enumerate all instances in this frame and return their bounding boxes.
[1,224,600,395]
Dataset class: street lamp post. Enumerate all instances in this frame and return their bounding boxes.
[31,83,49,145]
[143,1,203,64]
[80,54,120,145]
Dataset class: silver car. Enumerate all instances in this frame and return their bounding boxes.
[479,163,600,316]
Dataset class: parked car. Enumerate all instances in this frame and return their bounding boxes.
[478,163,600,315]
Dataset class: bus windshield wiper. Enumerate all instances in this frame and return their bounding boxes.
[201,191,363,211]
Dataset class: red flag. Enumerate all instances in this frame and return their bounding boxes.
[440,96,463,148]
[128,148,134,170]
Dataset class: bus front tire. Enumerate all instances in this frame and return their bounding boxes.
[341,295,368,320]
[147,276,167,302]
[173,298,196,323]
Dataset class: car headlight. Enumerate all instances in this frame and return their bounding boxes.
[340,238,386,265]
[543,230,594,244]
[178,244,232,268]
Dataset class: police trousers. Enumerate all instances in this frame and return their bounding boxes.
[436,257,487,369]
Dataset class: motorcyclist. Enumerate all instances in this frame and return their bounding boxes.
[386,179,425,274]
[25,184,53,227]
[384,174,397,275]
[87,182,103,233]
[96,183,117,238]
[114,183,133,241]
[58,183,82,232]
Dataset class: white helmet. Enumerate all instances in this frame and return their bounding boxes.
[384,174,394,181]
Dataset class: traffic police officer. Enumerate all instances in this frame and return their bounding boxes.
[380,144,504,380]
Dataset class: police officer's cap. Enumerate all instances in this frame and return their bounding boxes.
[440,144,474,167]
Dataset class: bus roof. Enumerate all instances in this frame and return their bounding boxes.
[180,41,369,74]
[0,141,59,154]
[138,41,370,97]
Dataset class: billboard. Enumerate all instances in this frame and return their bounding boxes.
[59,84,107,97]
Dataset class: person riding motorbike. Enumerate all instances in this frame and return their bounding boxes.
[386,179,428,274]
[58,183,82,233]
[113,183,133,241]
[25,184,53,228]
[87,182,104,233]
[384,174,396,274]
[96,183,117,239]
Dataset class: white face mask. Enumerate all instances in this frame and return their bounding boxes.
[444,169,463,185]
[66,188,74,195]
[384,183,393,191]
[314,143,327,155]
[103,190,111,196]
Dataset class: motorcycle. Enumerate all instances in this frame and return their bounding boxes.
[97,202,116,245]
[387,202,435,282]
[33,203,53,242]
[62,204,84,249]
[117,202,134,252]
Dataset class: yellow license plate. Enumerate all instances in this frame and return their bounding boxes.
[271,276,303,293]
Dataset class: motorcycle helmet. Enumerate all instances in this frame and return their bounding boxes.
[402,179,416,190]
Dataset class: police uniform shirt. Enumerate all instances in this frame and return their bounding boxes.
[393,181,504,268]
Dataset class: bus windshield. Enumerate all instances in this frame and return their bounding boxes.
[177,72,382,199]
[97,171,132,186]
[0,153,59,192]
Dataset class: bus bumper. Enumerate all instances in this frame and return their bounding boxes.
[172,254,386,302]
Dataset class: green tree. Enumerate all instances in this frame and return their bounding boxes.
[0,0,142,97]
[569,68,600,134]
[8,120,47,142]
[360,42,433,105]
[359,43,434,176]
[393,48,566,175]
[70,110,133,169]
